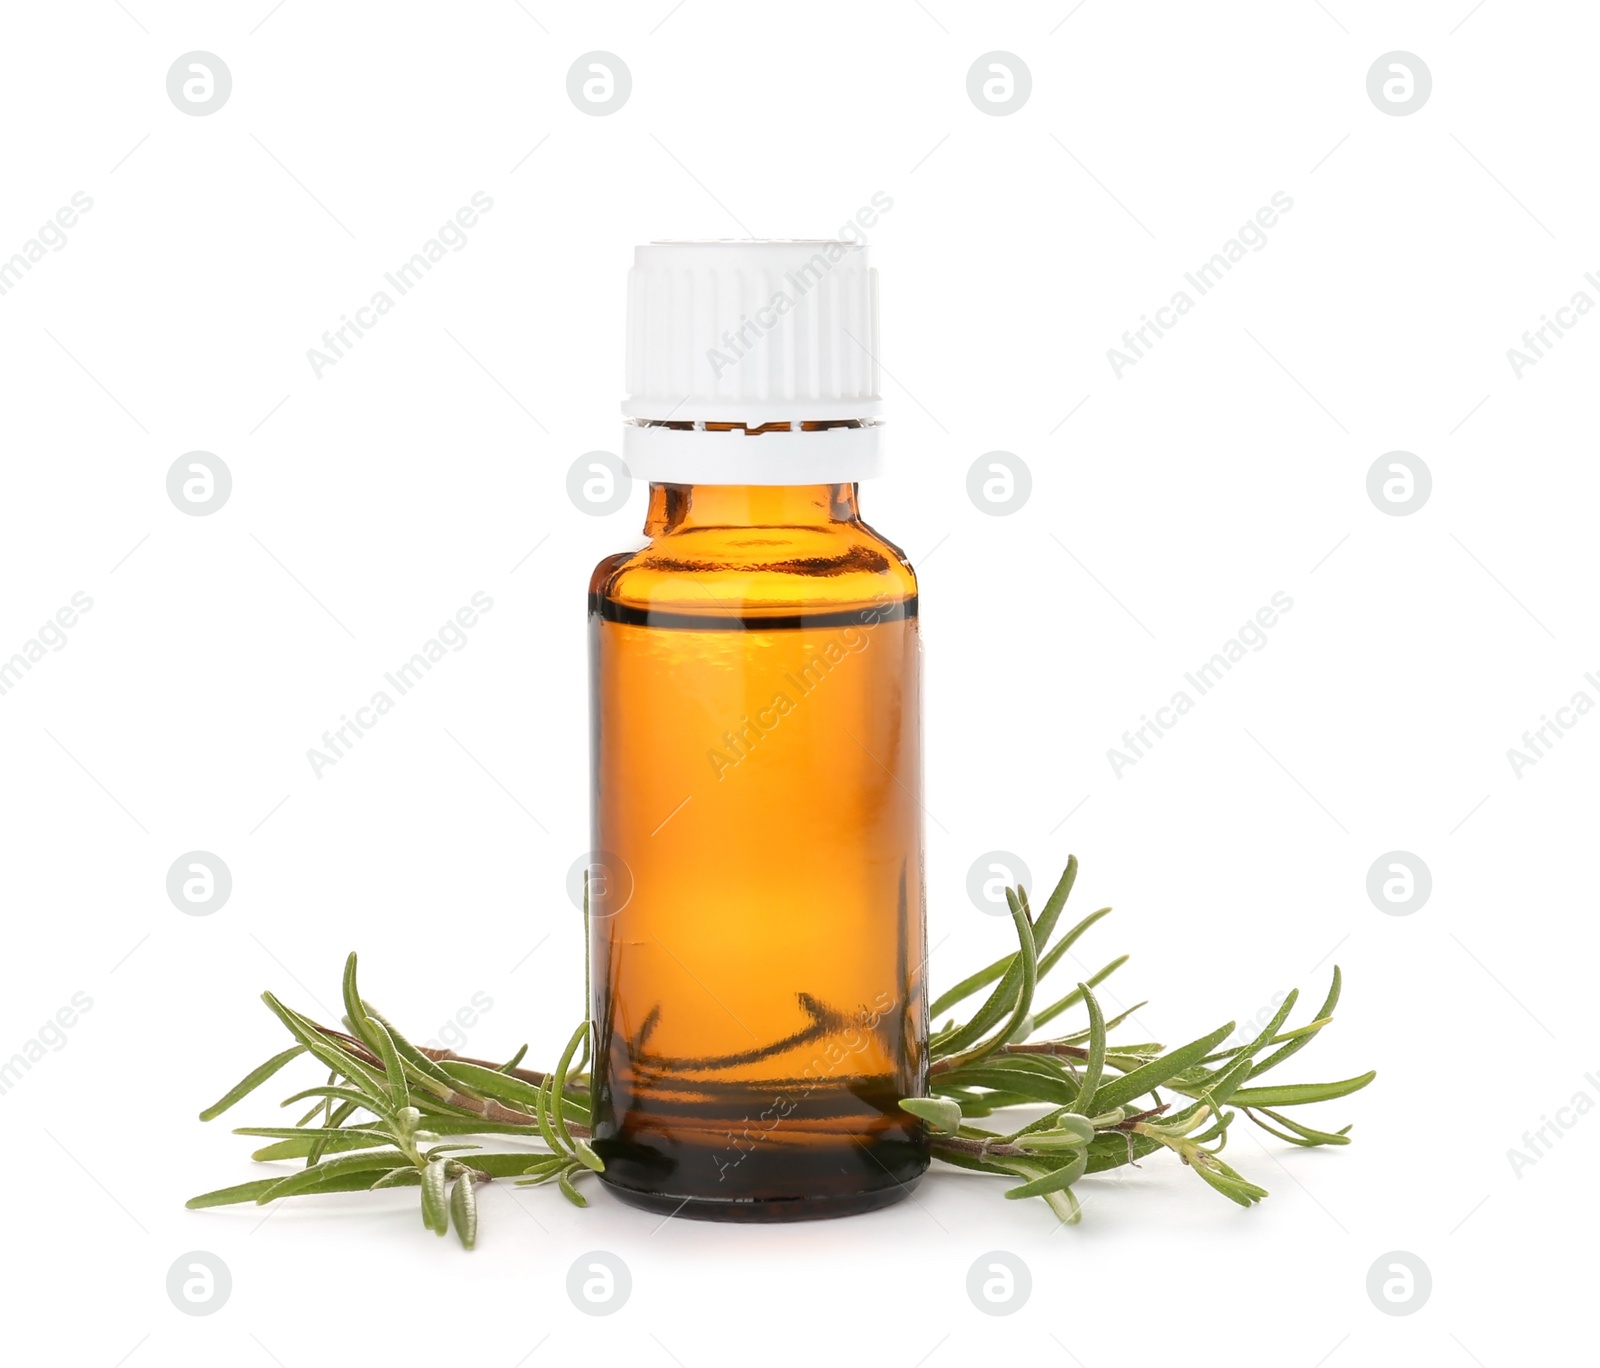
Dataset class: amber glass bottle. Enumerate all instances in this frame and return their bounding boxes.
[586,241,927,1220]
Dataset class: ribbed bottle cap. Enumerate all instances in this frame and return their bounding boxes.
[622,240,883,484]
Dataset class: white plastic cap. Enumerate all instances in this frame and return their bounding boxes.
[621,240,883,484]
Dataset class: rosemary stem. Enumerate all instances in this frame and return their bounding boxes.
[310,1023,588,1136]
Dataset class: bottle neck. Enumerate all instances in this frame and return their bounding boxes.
[644,483,860,536]
[623,416,882,489]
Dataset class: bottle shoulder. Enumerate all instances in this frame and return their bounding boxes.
[591,519,917,615]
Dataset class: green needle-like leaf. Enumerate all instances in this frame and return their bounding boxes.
[572,1138,606,1172]
[249,1132,392,1162]
[430,1153,557,1179]
[1088,1021,1237,1114]
[935,1064,1075,1106]
[255,1151,410,1202]
[364,1004,465,1097]
[1000,1159,1084,1222]
[189,1165,408,1208]
[1247,967,1343,1079]
[934,908,1111,1049]
[235,1125,393,1147]
[534,1073,567,1157]
[449,1174,478,1249]
[928,860,1088,1019]
[933,891,1039,1054]
[937,889,1038,1071]
[900,1097,963,1133]
[1030,854,1079,948]
[1074,983,1107,1111]
[1024,1129,1094,1151]
[261,992,390,1099]
[1002,1148,1089,1198]
[1083,1131,1163,1173]
[514,1156,572,1185]
[187,1177,290,1208]
[304,1098,361,1166]
[1188,1153,1269,1207]
[551,1025,588,1149]
[371,1167,423,1190]
[341,953,383,1053]
[363,1015,409,1110]
[436,1060,544,1110]
[421,1158,449,1234]
[1226,1071,1376,1108]
[557,1166,588,1207]
[198,1045,306,1121]
[1244,1106,1353,1147]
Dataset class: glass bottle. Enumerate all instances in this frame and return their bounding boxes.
[585,242,928,1220]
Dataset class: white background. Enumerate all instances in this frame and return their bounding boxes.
[2,2,1594,1364]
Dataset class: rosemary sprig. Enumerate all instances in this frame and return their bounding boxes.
[186,951,601,1247]
[189,856,1374,1244]
[913,858,1373,1220]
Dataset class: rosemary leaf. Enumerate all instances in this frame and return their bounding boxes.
[235,1125,394,1146]
[1226,1072,1377,1108]
[421,1159,449,1234]
[198,1045,306,1121]
[541,1073,571,1155]
[449,1173,478,1249]
[1246,967,1343,1079]
[1074,983,1107,1111]
[261,992,389,1098]
[259,1151,410,1203]
[187,1177,291,1209]
[572,1138,606,1172]
[250,1131,392,1162]
[900,1097,963,1133]
[188,1167,399,1209]
[936,890,1038,1071]
[363,1003,464,1097]
[436,1060,544,1109]
[364,1014,410,1111]
[926,859,1085,1020]
[341,953,383,1054]
[452,1153,558,1178]
[1002,1148,1089,1199]
[372,1168,423,1190]
[551,1024,588,1150]
[1243,1107,1353,1147]
[557,1167,588,1207]
[1088,1021,1237,1114]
